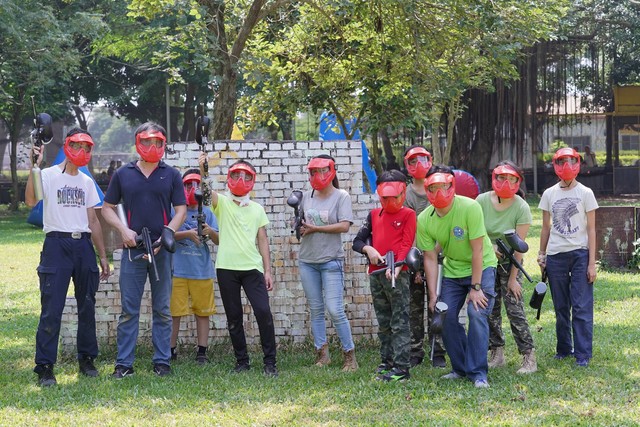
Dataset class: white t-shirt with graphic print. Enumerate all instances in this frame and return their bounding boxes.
[41,164,100,233]
[538,182,598,255]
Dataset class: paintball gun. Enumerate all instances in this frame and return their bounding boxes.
[371,250,405,288]
[133,226,177,282]
[195,108,211,204]
[194,188,209,242]
[286,190,304,241]
[29,97,53,201]
[430,253,448,362]
[496,229,546,320]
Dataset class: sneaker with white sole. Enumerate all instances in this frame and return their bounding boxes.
[112,365,134,379]
[474,379,490,388]
[441,371,464,380]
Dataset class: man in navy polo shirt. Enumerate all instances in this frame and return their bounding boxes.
[102,122,186,378]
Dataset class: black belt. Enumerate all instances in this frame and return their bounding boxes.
[46,231,91,240]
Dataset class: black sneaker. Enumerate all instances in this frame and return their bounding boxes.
[409,356,423,368]
[79,356,98,377]
[264,363,279,378]
[195,353,209,365]
[379,367,410,382]
[375,362,392,376]
[34,364,57,387]
[234,361,250,373]
[112,365,134,379]
[153,363,172,377]
[431,355,447,368]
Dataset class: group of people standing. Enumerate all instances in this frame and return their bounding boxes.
[25,124,597,389]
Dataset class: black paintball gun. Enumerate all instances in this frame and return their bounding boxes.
[194,188,209,242]
[29,97,53,201]
[133,226,177,282]
[430,252,448,361]
[371,250,405,288]
[195,108,211,204]
[286,190,304,241]
[496,229,546,320]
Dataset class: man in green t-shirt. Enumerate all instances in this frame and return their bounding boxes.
[417,166,497,389]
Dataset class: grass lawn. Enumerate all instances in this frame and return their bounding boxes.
[0,201,639,426]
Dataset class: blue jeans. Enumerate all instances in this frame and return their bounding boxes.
[299,260,355,352]
[546,249,593,360]
[441,267,496,382]
[116,248,173,367]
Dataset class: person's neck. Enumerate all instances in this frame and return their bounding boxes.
[314,185,335,198]
[411,179,426,194]
[137,159,159,175]
[492,191,514,208]
[60,160,79,176]
[560,179,576,189]
[435,200,454,217]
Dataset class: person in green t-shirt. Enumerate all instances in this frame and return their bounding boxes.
[476,161,536,375]
[417,165,497,389]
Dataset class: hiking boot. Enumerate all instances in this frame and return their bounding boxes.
[341,349,358,372]
[34,364,57,387]
[441,371,464,380]
[375,362,392,376]
[314,343,330,367]
[264,363,279,378]
[409,356,423,368]
[234,361,250,373]
[488,347,505,368]
[431,355,447,368]
[79,356,99,377]
[195,353,209,365]
[378,367,410,382]
[111,365,134,379]
[153,363,172,377]
[516,349,537,374]
[474,379,490,388]
[576,358,590,367]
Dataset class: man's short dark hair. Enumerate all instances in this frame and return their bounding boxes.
[376,169,406,185]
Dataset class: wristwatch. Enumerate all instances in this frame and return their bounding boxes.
[470,283,482,291]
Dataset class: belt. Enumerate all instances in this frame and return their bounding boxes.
[46,231,91,240]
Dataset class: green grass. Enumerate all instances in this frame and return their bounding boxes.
[1,201,639,426]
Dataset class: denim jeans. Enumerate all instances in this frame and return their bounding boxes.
[116,247,173,367]
[440,267,496,382]
[546,249,593,360]
[299,260,355,352]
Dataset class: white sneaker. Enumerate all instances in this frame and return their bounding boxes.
[474,379,490,388]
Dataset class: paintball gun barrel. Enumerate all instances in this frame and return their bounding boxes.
[370,251,405,288]
[134,227,160,282]
[194,188,208,242]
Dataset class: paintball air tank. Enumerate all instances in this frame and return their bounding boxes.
[29,98,53,201]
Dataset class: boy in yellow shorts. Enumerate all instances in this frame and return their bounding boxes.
[170,169,219,364]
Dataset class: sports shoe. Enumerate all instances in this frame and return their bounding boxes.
[575,358,589,367]
[234,361,250,373]
[488,347,505,368]
[195,353,209,365]
[375,362,392,376]
[264,363,279,378]
[474,379,490,388]
[378,367,410,382]
[431,355,447,368]
[112,365,134,379]
[554,352,574,360]
[79,356,99,377]
[153,363,172,377]
[409,356,423,368]
[441,371,464,380]
[34,364,57,387]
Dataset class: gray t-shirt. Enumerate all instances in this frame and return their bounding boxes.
[404,184,429,216]
[298,188,353,263]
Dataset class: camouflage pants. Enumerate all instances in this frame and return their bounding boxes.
[488,264,535,353]
[370,271,411,370]
[409,272,446,361]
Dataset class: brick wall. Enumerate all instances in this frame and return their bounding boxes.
[60,140,380,351]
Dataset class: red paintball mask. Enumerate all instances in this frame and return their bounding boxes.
[425,173,455,209]
[404,147,432,179]
[183,173,201,205]
[376,181,406,213]
[135,130,166,163]
[553,147,580,181]
[491,165,522,199]
[63,133,94,167]
[307,157,337,190]
[227,163,256,196]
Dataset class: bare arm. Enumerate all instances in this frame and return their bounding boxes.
[257,226,273,291]
[538,210,551,272]
[467,236,488,311]
[24,146,44,207]
[101,202,137,247]
[300,220,350,236]
[424,249,438,312]
[168,205,187,233]
[586,210,597,283]
[507,223,530,300]
[88,208,110,280]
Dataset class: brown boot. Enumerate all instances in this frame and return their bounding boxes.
[516,348,537,374]
[488,347,505,368]
[314,343,330,367]
[342,349,358,372]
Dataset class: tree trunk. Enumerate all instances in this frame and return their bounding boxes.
[212,62,237,140]
[380,128,400,171]
[9,101,25,211]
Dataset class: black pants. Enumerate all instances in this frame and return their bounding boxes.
[216,269,276,365]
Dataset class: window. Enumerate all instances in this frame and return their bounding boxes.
[556,136,591,151]
[620,134,640,151]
